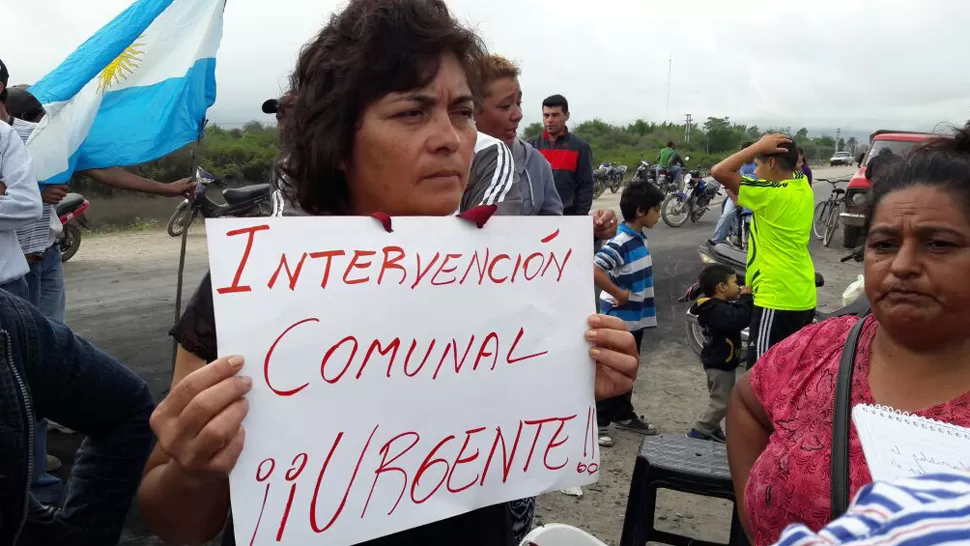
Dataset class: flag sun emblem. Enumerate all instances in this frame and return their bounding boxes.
[98,40,145,93]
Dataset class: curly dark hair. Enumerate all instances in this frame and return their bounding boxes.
[280,0,488,216]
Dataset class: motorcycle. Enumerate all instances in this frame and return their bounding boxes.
[592,163,611,200]
[660,169,719,228]
[608,163,627,194]
[630,158,653,185]
[56,192,90,263]
[653,166,681,195]
[679,243,868,356]
[727,201,753,251]
[166,167,281,237]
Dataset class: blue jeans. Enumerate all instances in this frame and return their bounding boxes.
[669,165,683,185]
[0,290,154,545]
[0,275,30,300]
[656,165,683,185]
[712,198,737,243]
[25,244,67,323]
[24,245,68,503]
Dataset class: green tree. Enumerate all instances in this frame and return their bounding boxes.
[703,117,737,153]
[818,135,836,147]
[627,119,651,137]
[846,136,858,153]
[795,127,809,140]
[522,122,543,140]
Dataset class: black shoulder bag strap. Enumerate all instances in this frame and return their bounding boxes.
[830,317,867,519]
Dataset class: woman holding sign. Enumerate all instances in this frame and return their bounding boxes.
[137,1,641,545]
[726,123,970,545]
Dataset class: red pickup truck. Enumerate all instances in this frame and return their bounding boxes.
[839,130,937,247]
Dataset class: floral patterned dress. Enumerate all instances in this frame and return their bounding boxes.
[745,315,970,545]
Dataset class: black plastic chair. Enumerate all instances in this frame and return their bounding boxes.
[619,434,748,546]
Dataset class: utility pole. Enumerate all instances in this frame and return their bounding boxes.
[665,55,672,122]
[684,113,692,143]
[836,128,842,152]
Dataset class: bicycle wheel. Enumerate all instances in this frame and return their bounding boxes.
[823,202,842,247]
[812,201,830,240]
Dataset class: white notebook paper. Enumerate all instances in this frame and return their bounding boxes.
[852,404,970,482]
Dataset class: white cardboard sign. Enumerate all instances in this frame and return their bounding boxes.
[206,216,600,545]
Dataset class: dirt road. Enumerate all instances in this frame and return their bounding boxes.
[55,166,859,545]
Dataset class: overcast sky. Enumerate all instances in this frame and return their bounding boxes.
[5,0,970,136]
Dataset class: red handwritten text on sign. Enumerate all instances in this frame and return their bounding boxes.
[246,409,600,544]
[206,216,597,545]
[213,223,573,295]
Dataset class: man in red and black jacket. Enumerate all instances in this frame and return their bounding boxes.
[528,94,594,216]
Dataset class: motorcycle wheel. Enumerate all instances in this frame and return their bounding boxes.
[166,202,195,237]
[59,224,82,263]
[592,179,606,200]
[661,194,691,228]
[609,182,620,194]
[690,206,707,223]
[686,316,705,357]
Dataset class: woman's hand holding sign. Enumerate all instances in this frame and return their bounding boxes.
[150,355,251,482]
[149,314,636,490]
[586,314,638,401]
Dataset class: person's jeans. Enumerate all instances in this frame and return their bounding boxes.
[668,165,683,186]
[0,290,155,545]
[0,280,58,501]
[656,165,683,186]
[712,198,737,243]
[24,245,68,504]
[0,275,30,300]
[25,244,67,323]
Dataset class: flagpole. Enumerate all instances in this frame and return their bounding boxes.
[170,0,225,369]
[171,118,208,370]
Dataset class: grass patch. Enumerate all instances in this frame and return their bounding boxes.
[89,216,163,235]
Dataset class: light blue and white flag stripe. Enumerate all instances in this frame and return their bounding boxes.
[27,0,226,185]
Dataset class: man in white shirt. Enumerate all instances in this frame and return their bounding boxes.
[2,70,197,322]
[1,60,199,504]
[0,120,41,297]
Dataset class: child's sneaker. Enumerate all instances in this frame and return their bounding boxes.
[687,428,727,443]
[614,415,658,435]
[597,426,614,447]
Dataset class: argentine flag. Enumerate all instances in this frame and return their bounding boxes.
[27,0,227,185]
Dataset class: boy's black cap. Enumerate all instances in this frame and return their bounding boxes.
[0,58,9,86]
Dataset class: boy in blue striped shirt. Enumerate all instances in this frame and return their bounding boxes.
[593,182,664,446]
[775,470,970,546]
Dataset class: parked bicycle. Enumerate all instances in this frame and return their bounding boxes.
[812,178,849,247]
